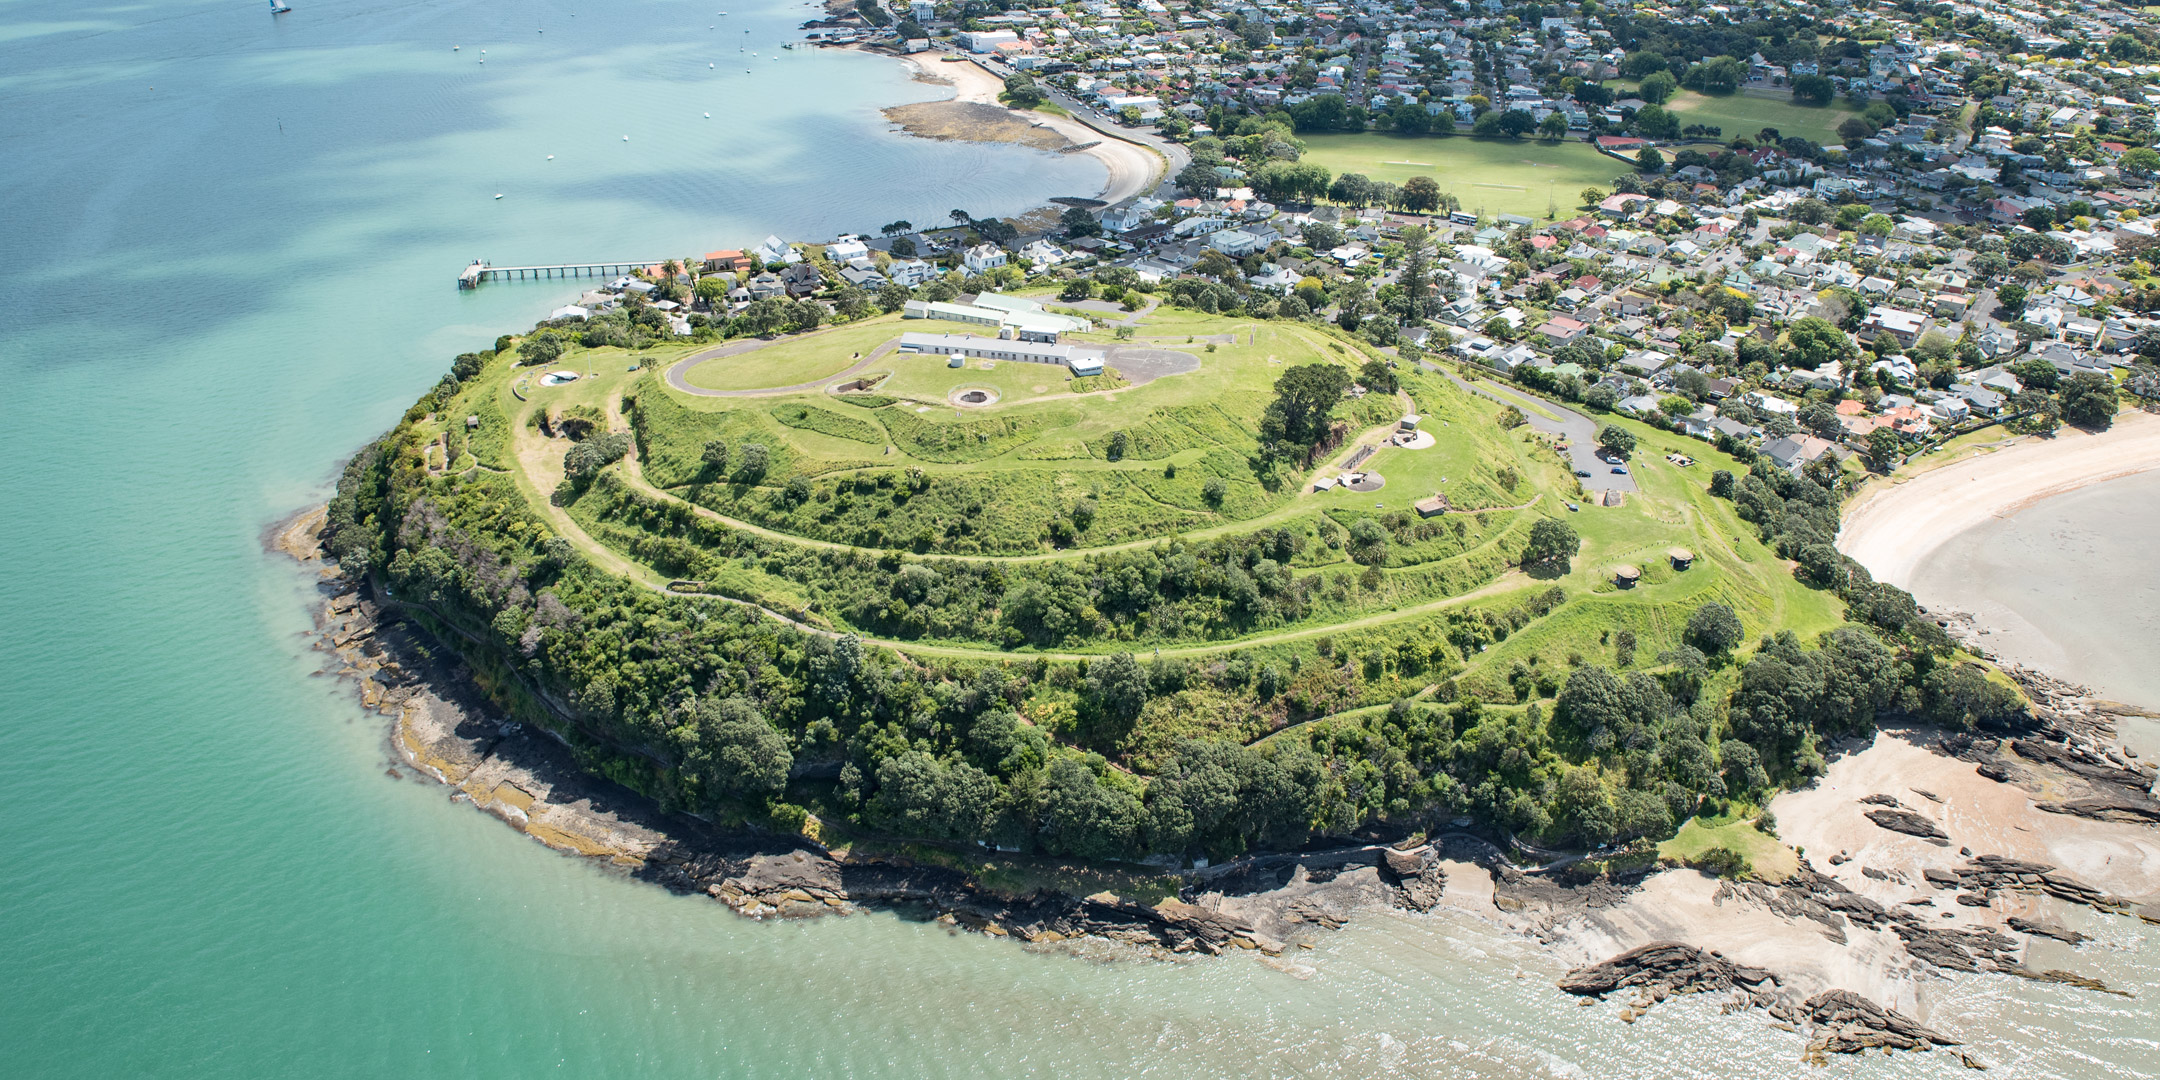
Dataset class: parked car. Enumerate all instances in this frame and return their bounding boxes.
[1611,466,1627,474]
[1574,469,1592,477]
[1566,502,1580,512]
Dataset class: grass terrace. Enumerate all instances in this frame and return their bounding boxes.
[407,306,1847,678]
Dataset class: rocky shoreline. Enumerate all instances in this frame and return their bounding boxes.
[277,507,2158,1063]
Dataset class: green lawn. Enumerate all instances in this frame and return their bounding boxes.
[1295,133,1628,221]
[679,317,904,391]
[1658,816,1798,882]
[1662,90,1851,146]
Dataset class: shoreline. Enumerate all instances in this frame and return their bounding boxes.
[883,50,1163,207]
[281,508,2160,1064]
[1838,410,2160,712]
[1838,410,2160,588]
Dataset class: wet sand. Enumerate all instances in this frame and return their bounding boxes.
[1907,470,2160,721]
[1840,412,2160,724]
[893,54,1161,205]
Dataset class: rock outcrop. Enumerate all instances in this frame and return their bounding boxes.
[1865,807,1950,840]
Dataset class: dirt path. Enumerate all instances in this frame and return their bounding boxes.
[605,390,1467,563]
[505,395,1533,659]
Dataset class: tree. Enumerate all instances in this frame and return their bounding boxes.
[1540,112,1570,140]
[1837,115,1876,144]
[1639,70,1678,104]
[1086,653,1149,726]
[1632,104,1680,139]
[734,441,769,482]
[1358,358,1399,394]
[1498,109,1538,139]
[1061,206,1102,238]
[1348,517,1389,566]
[1684,602,1744,657]
[1580,187,1605,207]
[701,439,730,475]
[1401,175,1442,212]
[1596,424,1636,459]
[1994,282,2028,317]
[2059,371,2119,429]
[1177,160,1222,196]
[1521,518,1579,573]
[1791,74,1835,106]
[2008,390,2060,435]
[2121,147,2160,177]
[1783,317,1855,371]
[1328,172,1373,206]
[1258,363,1353,452]
[672,696,791,802]
[1709,468,1735,497]
[1000,74,1045,109]
[1798,401,1844,441]
[1866,427,1902,471]
[1636,146,1665,173]
[517,333,564,367]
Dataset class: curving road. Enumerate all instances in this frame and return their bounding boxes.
[1436,368,1638,497]
[666,336,896,399]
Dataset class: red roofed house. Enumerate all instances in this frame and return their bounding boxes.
[1537,315,1590,344]
[703,250,747,272]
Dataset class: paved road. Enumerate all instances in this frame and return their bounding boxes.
[1437,368,1639,497]
[665,338,895,398]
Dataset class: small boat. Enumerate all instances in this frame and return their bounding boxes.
[622,135,630,141]
[703,112,710,118]
[546,154,554,160]
[493,193,504,199]
[269,0,291,12]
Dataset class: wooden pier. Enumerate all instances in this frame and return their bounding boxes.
[458,259,667,289]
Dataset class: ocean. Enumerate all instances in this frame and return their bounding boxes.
[2,1,2156,1076]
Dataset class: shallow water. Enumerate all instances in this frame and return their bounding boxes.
[1906,470,2160,753]
[2,1,2158,1076]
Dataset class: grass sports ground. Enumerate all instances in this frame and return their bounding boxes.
[418,300,1843,706]
[1661,89,1852,145]
[1296,133,1626,220]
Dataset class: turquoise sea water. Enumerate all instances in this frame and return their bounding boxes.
[3,2,2158,1076]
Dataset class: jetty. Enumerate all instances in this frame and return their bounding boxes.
[458,259,667,289]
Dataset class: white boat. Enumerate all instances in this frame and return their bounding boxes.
[493,193,504,199]
[269,0,291,11]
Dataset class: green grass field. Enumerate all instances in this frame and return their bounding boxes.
[679,317,902,391]
[1660,90,1851,146]
[1658,815,1798,882]
[1295,133,1627,220]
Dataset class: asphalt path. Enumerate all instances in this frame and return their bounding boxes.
[666,338,895,398]
[1437,369,1639,496]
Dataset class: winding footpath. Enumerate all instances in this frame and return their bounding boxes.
[490,393,1543,661]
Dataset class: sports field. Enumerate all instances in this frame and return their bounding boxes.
[1295,133,1627,220]
[1662,90,1851,145]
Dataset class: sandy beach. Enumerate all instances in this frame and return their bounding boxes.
[893,54,1163,206]
[1839,410,2160,587]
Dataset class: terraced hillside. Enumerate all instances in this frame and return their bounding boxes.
[329,298,1952,870]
